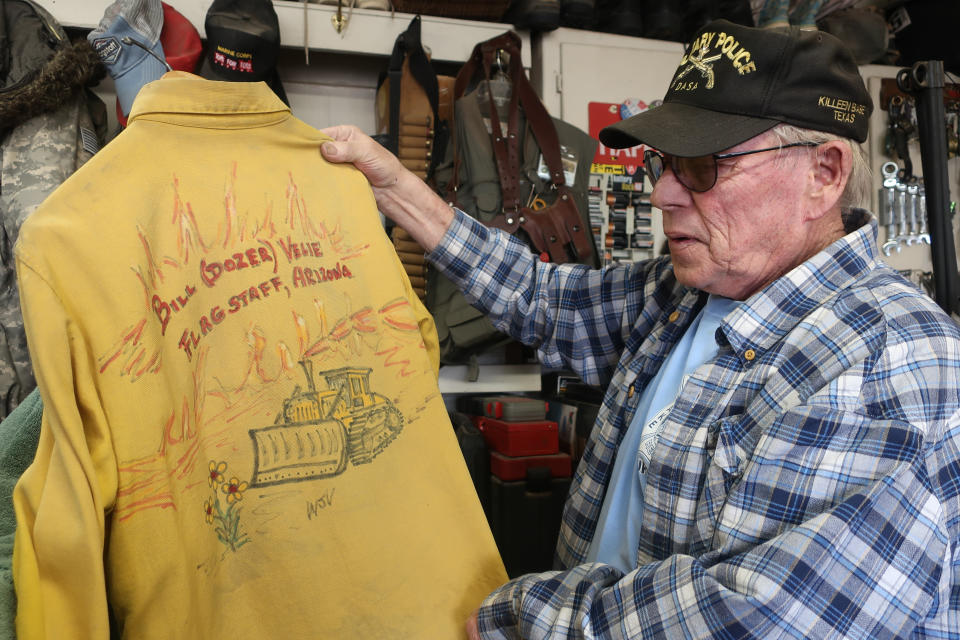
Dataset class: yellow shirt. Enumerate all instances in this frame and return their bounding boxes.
[13,73,505,639]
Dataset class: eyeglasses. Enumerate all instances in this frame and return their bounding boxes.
[643,142,820,192]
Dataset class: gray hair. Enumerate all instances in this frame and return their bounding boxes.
[768,123,872,211]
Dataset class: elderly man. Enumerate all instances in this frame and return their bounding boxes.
[322,19,960,640]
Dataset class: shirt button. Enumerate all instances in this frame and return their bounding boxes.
[744,349,756,361]
[627,385,635,398]
[668,311,680,322]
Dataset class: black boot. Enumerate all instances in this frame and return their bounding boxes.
[594,0,643,37]
[685,0,754,40]
[561,0,595,28]
[642,2,684,41]
[504,0,561,31]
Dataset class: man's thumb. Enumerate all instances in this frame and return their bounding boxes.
[320,141,340,160]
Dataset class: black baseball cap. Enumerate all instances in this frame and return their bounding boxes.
[198,0,288,104]
[600,19,872,156]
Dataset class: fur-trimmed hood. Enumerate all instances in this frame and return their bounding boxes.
[1,0,105,131]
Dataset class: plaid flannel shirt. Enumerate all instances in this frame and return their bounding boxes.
[429,207,960,639]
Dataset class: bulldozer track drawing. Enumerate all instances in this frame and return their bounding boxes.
[249,360,404,487]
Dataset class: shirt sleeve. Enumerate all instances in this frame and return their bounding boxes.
[476,437,956,639]
[12,259,116,639]
[427,210,653,387]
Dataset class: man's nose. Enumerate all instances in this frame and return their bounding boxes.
[650,162,688,209]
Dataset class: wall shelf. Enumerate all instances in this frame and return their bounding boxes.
[438,364,542,394]
[53,0,529,66]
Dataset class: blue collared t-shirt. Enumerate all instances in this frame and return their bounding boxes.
[585,294,738,573]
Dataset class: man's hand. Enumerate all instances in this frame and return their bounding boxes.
[466,607,482,640]
[320,125,402,189]
[319,124,455,252]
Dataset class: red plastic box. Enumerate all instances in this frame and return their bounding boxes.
[489,451,572,481]
[482,395,549,421]
[472,416,559,456]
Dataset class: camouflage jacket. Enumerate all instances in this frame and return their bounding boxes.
[0,0,105,418]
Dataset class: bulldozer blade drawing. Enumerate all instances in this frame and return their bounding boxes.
[249,360,405,487]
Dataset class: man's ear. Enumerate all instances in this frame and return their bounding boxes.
[807,140,851,218]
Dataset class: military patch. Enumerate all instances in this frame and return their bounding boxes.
[80,127,99,155]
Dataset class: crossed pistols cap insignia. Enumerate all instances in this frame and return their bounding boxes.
[675,41,722,89]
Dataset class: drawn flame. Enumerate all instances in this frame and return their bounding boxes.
[107,165,426,523]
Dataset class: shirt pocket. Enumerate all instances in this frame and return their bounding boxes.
[696,416,745,548]
[696,413,786,558]
[698,406,923,559]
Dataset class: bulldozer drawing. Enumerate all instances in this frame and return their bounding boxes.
[248,360,404,487]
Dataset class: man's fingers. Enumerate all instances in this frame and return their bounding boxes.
[319,124,359,142]
[466,608,481,640]
[319,125,367,161]
[319,141,345,162]
[319,124,410,190]
[320,136,363,163]
[319,127,374,165]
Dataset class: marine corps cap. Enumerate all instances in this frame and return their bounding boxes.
[600,19,872,156]
[198,0,289,105]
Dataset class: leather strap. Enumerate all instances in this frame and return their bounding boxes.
[483,40,523,215]
[447,32,569,213]
[445,31,594,264]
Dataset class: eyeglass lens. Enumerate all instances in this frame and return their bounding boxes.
[644,150,718,192]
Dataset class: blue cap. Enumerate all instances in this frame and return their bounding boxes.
[89,0,167,117]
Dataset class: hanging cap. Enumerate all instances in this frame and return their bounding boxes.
[114,3,203,128]
[88,0,167,117]
[197,0,289,105]
[161,2,203,72]
[599,19,872,156]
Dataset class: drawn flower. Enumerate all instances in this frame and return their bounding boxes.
[203,498,215,524]
[208,460,227,488]
[203,459,251,551]
[222,477,248,504]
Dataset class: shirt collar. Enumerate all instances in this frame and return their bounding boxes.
[721,209,879,355]
[127,71,290,128]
